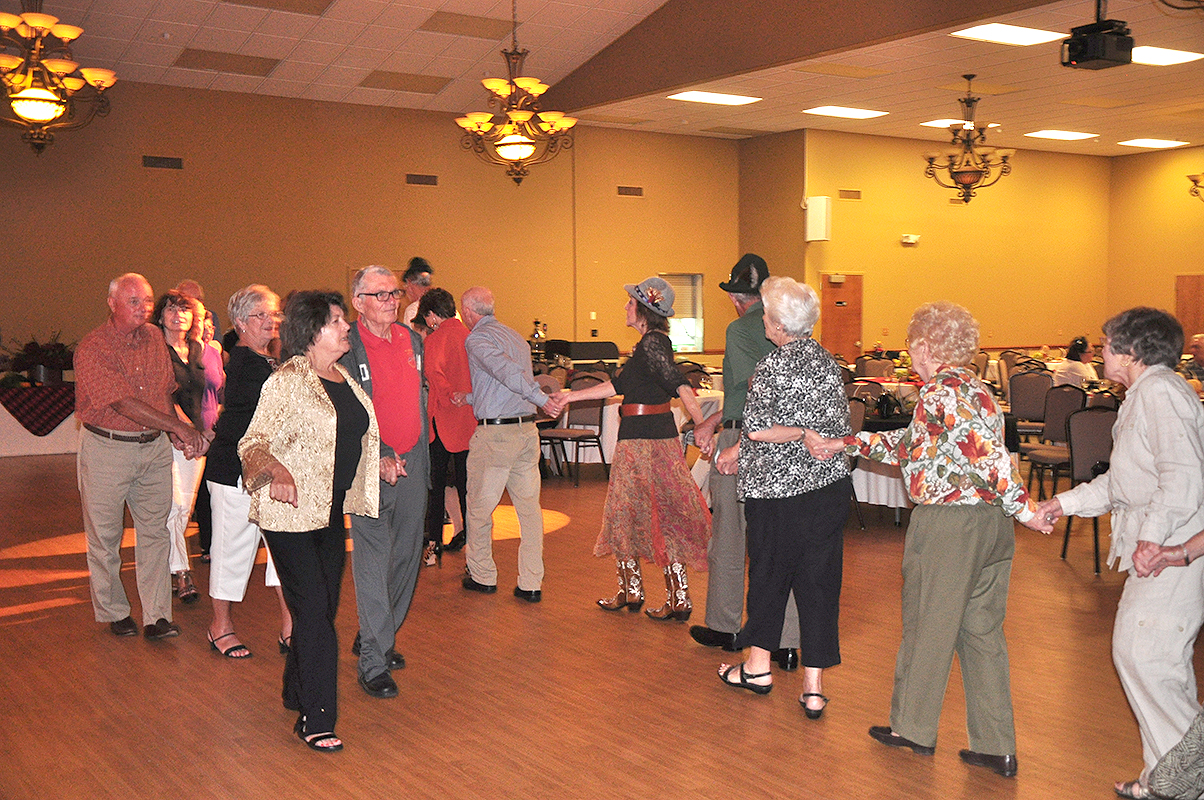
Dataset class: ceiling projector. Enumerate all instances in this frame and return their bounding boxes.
[1061,19,1133,69]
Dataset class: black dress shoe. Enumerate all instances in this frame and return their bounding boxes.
[358,671,398,699]
[868,725,935,756]
[959,749,1018,777]
[513,586,542,603]
[352,632,405,669]
[144,618,181,640]
[109,616,138,637]
[444,531,467,552]
[773,648,799,671]
[689,625,739,651]
[462,575,497,594]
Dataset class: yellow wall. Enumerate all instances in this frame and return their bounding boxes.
[740,128,1113,351]
[0,82,738,353]
[1108,144,1204,316]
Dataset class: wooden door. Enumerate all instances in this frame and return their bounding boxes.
[820,274,863,362]
[1176,275,1204,344]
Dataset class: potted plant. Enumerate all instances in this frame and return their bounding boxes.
[5,332,75,385]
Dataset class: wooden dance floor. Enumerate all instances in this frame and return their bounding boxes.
[0,454,1193,799]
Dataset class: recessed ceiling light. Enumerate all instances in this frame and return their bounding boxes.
[949,23,1063,46]
[667,91,761,106]
[1118,138,1189,149]
[921,118,999,129]
[803,106,888,119]
[1131,46,1204,66]
[1025,130,1097,140]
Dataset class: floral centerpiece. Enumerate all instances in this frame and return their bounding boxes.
[4,332,75,385]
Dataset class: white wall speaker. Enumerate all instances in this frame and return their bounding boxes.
[805,196,831,242]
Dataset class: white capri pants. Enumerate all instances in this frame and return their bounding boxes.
[207,478,280,601]
[168,449,205,573]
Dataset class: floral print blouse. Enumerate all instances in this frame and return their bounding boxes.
[738,337,850,500]
[845,364,1037,522]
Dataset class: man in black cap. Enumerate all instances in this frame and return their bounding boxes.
[689,253,800,669]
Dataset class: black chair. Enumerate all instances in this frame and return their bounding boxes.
[1060,407,1118,574]
[1008,370,1053,440]
[1022,385,1088,499]
[538,375,609,486]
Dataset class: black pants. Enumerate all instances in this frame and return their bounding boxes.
[425,421,468,544]
[195,478,212,554]
[264,493,346,734]
[737,477,850,668]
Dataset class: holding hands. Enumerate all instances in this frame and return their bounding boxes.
[804,429,846,461]
[715,444,739,475]
[379,455,407,485]
[1133,539,1191,578]
[542,393,567,419]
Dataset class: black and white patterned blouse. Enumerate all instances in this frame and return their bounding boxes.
[738,337,850,499]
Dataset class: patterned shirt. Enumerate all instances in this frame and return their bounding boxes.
[738,337,850,499]
[846,365,1037,522]
[74,319,174,432]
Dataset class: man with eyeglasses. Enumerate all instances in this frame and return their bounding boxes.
[401,257,433,332]
[339,265,430,699]
[75,273,208,640]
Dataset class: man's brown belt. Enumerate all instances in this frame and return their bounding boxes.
[83,423,161,443]
[619,403,671,416]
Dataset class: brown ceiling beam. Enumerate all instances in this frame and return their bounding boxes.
[542,0,1055,112]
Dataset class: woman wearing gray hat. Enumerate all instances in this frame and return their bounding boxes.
[558,276,712,620]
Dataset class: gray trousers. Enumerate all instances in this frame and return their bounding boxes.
[890,503,1016,755]
[1113,557,1204,782]
[349,441,428,680]
[703,427,800,648]
[78,432,173,626]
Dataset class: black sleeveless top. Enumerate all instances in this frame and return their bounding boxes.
[321,377,369,492]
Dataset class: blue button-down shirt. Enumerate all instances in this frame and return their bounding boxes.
[465,315,548,419]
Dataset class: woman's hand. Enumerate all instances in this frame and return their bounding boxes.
[715,444,739,475]
[1133,540,1189,578]
[268,464,298,508]
[1019,513,1054,534]
[380,456,400,485]
[804,429,844,460]
[1034,497,1064,527]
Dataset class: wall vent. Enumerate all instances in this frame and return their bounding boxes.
[405,173,438,186]
[838,189,861,200]
[142,156,183,170]
[617,185,643,197]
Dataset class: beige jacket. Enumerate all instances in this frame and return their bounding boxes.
[239,356,379,532]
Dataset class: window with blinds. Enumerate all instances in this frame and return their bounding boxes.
[659,273,703,352]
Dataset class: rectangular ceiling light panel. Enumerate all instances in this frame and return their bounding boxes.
[419,12,514,40]
[1118,139,1189,148]
[803,106,887,119]
[949,23,1063,46]
[1131,46,1204,66]
[1025,130,1097,140]
[667,90,761,105]
[221,0,332,14]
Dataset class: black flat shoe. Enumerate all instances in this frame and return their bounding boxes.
[773,648,799,671]
[514,586,542,603]
[868,725,935,756]
[800,693,829,719]
[719,663,773,695]
[444,530,466,552]
[295,716,343,753]
[689,625,739,651]
[358,671,399,699]
[462,575,497,594]
[109,616,138,637]
[959,749,1018,778]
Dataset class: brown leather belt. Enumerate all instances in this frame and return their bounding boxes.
[478,415,536,426]
[84,423,161,443]
[619,402,671,416]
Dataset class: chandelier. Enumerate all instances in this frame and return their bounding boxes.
[1189,174,1204,202]
[455,0,576,185]
[0,0,116,155]
[923,75,1014,204]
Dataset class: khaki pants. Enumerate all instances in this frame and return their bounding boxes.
[465,421,544,591]
[78,431,173,626]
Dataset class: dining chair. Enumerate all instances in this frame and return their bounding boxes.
[1021,384,1087,499]
[1008,370,1053,440]
[1059,406,1117,574]
[534,374,566,477]
[538,375,608,486]
[1087,390,1119,409]
[861,359,895,378]
[997,350,1023,401]
[972,351,989,379]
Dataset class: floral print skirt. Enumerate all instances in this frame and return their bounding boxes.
[594,438,711,570]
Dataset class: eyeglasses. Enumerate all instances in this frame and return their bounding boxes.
[357,289,405,302]
[247,311,284,322]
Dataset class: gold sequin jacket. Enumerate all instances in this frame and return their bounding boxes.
[239,356,379,531]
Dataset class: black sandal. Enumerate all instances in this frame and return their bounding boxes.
[278,635,291,655]
[800,692,830,719]
[719,663,773,695]
[295,716,343,753]
[208,631,253,659]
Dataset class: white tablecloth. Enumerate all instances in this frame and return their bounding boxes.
[851,459,911,509]
[0,411,80,458]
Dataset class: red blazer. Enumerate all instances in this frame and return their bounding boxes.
[424,318,477,452]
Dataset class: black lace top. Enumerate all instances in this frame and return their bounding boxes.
[612,331,688,440]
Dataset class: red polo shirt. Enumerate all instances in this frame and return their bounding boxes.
[358,321,421,455]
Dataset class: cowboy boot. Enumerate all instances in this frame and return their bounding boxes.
[645,563,691,621]
[598,558,644,611]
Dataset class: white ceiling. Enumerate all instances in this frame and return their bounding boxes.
[23,0,1204,157]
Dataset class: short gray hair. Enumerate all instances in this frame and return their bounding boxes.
[227,284,279,326]
[351,265,396,297]
[761,276,819,338]
[108,273,147,297]
[462,287,494,317]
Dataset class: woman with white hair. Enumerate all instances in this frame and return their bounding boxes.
[713,276,850,719]
[808,301,1051,777]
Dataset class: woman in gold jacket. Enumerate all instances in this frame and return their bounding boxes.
[240,290,384,753]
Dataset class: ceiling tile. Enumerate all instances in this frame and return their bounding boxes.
[301,83,352,101]
[269,59,325,81]
[149,0,220,26]
[206,2,270,30]
[80,12,146,39]
[255,10,318,37]
[308,17,368,44]
[209,72,267,92]
[323,0,389,23]
[287,38,347,62]
[114,63,168,83]
[159,65,219,88]
[314,63,372,85]
[120,40,183,66]
[240,32,300,58]
[333,45,391,69]
[257,76,310,97]
[188,26,252,50]
[342,84,396,105]
[351,25,407,49]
